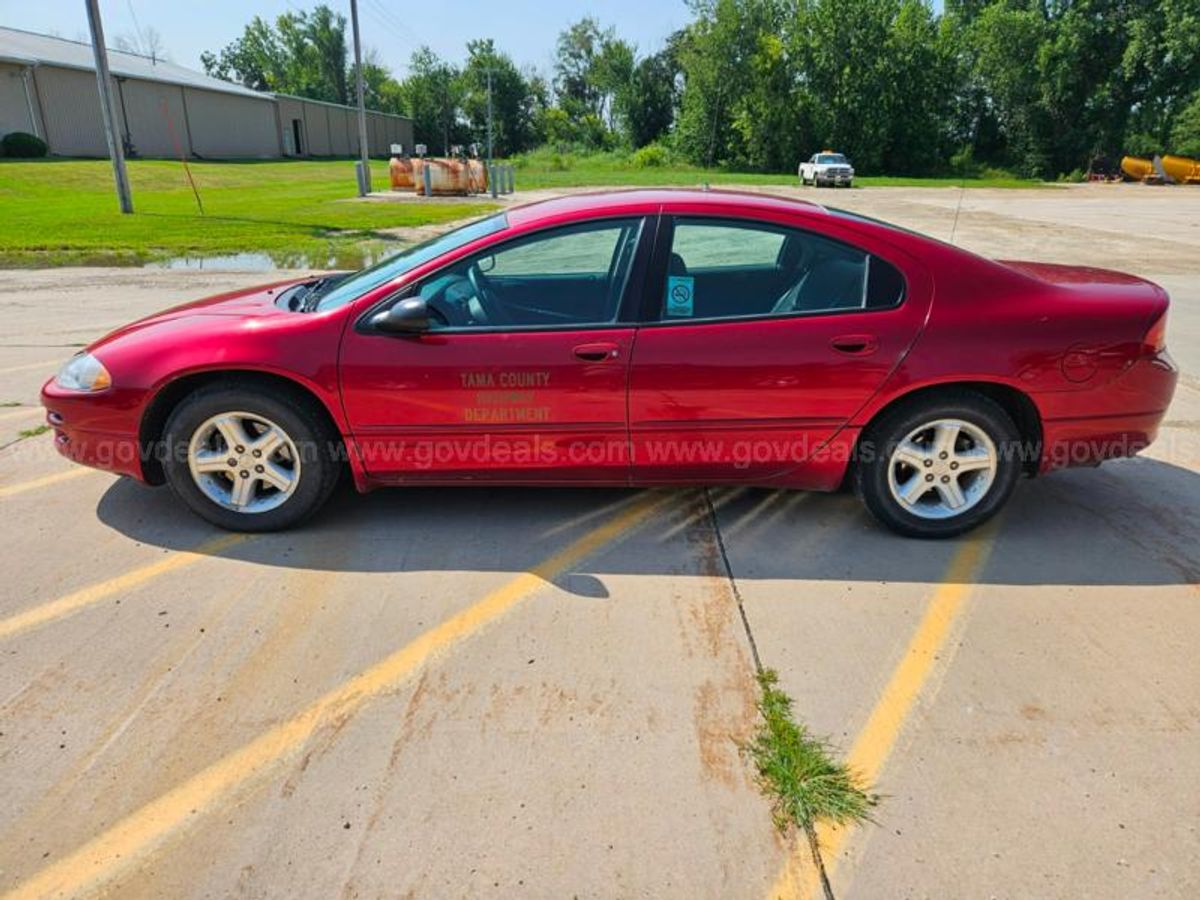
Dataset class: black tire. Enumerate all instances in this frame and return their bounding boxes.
[853,390,1022,539]
[161,383,341,532]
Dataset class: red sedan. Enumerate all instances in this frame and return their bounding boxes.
[42,189,1176,537]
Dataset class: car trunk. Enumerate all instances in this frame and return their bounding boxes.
[997,259,1169,341]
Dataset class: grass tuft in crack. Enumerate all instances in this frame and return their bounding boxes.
[745,669,878,900]
[18,425,50,440]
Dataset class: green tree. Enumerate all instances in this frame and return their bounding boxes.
[962,3,1048,175]
[676,0,771,166]
[555,17,606,118]
[797,0,905,173]
[398,47,464,155]
[626,48,680,147]
[1170,90,1200,157]
[593,35,636,133]
[351,48,401,113]
[297,4,349,104]
[201,4,348,105]
[200,16,285,92]
[459,39,540,156]
[732,22,806,171]
[879,0,958,174]
[1122,0,1200,150]
[956,0,1200,177]
[200,0,1198,178]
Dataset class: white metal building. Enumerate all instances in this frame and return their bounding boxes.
[0,26,412,159]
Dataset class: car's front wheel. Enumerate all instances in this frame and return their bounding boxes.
[853,391,1023,538]
[161,384,341,531]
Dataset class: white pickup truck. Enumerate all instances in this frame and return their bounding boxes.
[799,151,855,187]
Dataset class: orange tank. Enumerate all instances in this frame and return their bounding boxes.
[411,158,476,195]
[388,156,415,190]
[467,159,488,194]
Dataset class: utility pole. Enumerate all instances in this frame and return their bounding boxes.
[85,0,132,213]
[349,0,371,195]
[486,68,495,199]
[486,68,494,167]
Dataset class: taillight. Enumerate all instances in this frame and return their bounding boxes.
[1143,310,1168,354]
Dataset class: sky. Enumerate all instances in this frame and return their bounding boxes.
[0,0,693,77]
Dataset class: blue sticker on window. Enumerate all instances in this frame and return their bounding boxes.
[665,275,695,317]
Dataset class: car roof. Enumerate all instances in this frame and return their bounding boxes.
[505,188,829,227]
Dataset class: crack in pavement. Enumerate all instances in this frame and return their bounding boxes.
[704,487,764,675]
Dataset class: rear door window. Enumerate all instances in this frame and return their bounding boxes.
[657,217,903,322]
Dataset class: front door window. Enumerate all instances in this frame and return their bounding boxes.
[413,218,644,330]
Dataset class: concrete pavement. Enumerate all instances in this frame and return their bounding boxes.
[0,184,1196,899]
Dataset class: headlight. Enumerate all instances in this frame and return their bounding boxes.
[55,352,112,392]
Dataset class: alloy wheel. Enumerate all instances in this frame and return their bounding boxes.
[885,418,998,520]
[186,411,301,513]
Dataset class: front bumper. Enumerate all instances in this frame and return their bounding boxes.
[41,379,148,481]
[816,173,853,186]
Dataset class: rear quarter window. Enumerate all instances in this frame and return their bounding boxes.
[866,255,905,308]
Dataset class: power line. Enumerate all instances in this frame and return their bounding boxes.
[366,0,423,46]
[125,0,146,53]
[361,0,422,53]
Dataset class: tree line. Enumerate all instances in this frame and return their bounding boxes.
[203,1,1200,178]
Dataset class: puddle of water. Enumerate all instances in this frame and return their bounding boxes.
[144,252,280,271]
[143,243,399,272]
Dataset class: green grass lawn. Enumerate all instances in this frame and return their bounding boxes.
[511,149,1043,190]
[0,159,494,267]
[0,154,1046,268]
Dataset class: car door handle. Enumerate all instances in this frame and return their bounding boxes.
[573,342,620,362]
[830,334,878,355]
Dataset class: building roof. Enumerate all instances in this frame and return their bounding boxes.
[0,25,271,101]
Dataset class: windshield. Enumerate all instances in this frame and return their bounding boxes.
[314,212,508,311]
[817,154,848,165]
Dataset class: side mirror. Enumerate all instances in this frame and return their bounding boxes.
[371,297,431,334]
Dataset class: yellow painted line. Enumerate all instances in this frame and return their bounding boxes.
[2,491,668,900]
[770,525,1000,900]
[0,467,98,500]
[0,360,57,376]
[0,532,250,641]
[0,407,41,423]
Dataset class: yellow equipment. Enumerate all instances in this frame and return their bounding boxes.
[1120,156,1155,180]
[1161,155,1200,184]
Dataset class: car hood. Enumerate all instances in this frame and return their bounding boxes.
[90,277,312,348]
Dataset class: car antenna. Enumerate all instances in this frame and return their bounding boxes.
[948,174,967,245]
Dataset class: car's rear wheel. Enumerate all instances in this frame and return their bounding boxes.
[853,391,1022,538]
[162,384,340,531]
